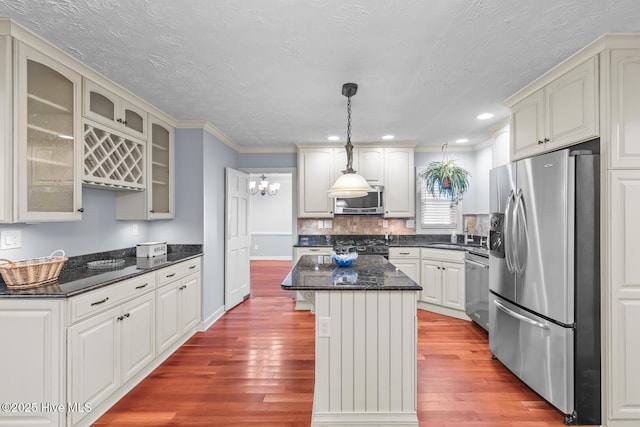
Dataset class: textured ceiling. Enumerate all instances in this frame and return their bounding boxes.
[1,0,639,150]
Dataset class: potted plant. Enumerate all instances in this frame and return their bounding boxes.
[419,146,471,204]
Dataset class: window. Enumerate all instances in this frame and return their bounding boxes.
[417,168,458,230]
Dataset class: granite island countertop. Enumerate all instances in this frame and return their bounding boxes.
[282,254,422,291]
[0,245,202,299]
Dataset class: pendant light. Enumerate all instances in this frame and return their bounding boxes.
[328,83,374,198]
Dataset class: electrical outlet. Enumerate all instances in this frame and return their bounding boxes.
[318,220,324,229]
[1,230,22,249]
[318,317,331,337]
[254,244,259,250]
[382,219,389,228]
[132,224,139,236]
[324,220,332,229]
[406,219,415,228]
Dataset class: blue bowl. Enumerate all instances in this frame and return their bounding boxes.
[331,252,358,267]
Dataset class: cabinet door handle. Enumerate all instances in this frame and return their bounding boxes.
[399,252,410,255]
[179,285,187,290]
[537,140,544,145]
[117,315,124,321]
[189,265,196,269]
[124,312,130,318]
[166,273,176,278]
[150,209,155,213]
[309,249,320,252]
[135,283,148,289]
[77,208,85,213]
[543,138,549,143]
[90,297,109,306]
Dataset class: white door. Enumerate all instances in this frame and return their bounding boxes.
[225,168,251,310]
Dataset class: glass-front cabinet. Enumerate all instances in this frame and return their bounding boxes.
[116,114,174,220]
[15,41,82,222]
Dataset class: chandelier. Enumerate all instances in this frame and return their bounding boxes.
[250,174,280,196]
[327,83,374,198]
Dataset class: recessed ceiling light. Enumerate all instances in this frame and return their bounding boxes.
[455,138,469,143]
[382,135,395,140]
[327,135,340,141]
[477,113,494,120]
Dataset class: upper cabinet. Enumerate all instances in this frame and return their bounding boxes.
[608,49,640,169]
[0,36,12,223]
[383,147,415,217]
[357,146,384,184]
[509,57,599,160]
[14,41,83,222]
[298,147,336,218]
[116,115,175,220]
[83,78,147,141]
[297,144,415,218]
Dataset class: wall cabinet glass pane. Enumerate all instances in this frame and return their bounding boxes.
[17,41,82,221]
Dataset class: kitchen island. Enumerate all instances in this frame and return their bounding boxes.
[282,255,422,427]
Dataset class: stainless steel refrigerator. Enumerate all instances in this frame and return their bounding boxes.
[488,146,600,425]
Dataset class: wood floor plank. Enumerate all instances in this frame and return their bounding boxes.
[93,260,592,427]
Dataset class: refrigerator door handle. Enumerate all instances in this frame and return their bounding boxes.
[494,299,550,331]
[513,189,527,275]
[504,190,516,273]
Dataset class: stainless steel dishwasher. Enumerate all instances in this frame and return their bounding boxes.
[465,252,489,331]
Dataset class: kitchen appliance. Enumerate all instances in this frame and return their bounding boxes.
[334,185,384,215]
[333,236,389,258]
[464,252,489,331]
[488,147,600,425]
[136,242,167,258]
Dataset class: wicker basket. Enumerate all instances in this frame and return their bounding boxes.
[0,250,67,289]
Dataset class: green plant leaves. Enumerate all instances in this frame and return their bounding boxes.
[419,159,471,204]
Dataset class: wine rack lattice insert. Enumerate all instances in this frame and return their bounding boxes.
[83,123,145,190]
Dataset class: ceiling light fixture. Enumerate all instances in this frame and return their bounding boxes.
[455,138,469,143]
[382,135,395,140]
[327,135,340,141]
[249,174,280,196]
[328,83,374,199]
[477,112,494,120]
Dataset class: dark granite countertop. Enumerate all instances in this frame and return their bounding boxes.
[0,245,203,299]
[282,254,422,291]
[294,234,489,258]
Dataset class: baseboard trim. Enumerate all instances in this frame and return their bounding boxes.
[311,411,418,426]
[201,305,225,331]
[417,301,471,321]
[250,256,293,260]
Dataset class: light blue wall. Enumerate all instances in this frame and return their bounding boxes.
[153,128,239,324]
[0,188,149,260]
[202,131,238,319]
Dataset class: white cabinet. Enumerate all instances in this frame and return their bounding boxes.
[0,36,11,223]
[15,40,83,222]
[510,57,599,160]
[608,49,640,168]
[116,114,175,220]
[419,248,467,320]
[298,147,336,218]
[83,78,147,140]
[0,299,64,427]
[383,146,415,217]
[388,247,420,283]
[156,258,201,354]
[67,280,155,426]
[357,146,384,184]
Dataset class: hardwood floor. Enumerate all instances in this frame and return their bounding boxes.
[94,260,582,426]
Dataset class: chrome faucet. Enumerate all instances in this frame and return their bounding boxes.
[464,226,474,244]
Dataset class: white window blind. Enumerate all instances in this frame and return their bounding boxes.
[419,179,457,228]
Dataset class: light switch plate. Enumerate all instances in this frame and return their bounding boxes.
[406,219,415,228]
[324,220,332,229]
[318,220,324,229]
[1,230,22,249]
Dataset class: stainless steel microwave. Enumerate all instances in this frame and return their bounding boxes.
[334,185,384,215]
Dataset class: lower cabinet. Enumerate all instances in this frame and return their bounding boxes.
[0,257,202,427]
[156,271,201,355]
[419,248,468,320]
[388,247,420,283]
[67,291,155,426]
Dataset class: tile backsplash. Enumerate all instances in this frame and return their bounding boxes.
[298,214,490,237]
[297,217,415,235]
